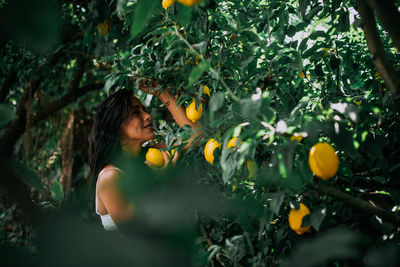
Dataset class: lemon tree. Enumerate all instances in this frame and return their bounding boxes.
[1,0,400,266]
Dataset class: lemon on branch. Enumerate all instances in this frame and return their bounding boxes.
[146,148,165,167]
[288,203,311,235]
[177,0,203,6]
[204,139,221,164]
[226,137,238,150]
[162,0,175,10]
[186,99,203,123]
[202,85,210,97]
[308,142,339,180]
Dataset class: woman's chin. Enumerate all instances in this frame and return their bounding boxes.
[147,134,155,140]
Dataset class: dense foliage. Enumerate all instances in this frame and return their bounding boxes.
[1,0,400,266]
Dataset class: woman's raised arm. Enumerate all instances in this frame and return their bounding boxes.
[138,78,203,151]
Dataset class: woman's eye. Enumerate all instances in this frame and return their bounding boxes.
[131,110,140,116]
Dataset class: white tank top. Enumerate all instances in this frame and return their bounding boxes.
[95,167,122,231]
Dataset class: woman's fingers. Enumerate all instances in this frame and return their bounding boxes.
[144,160,158,171]
[145,151,178,170]
[160,151,171,168]
[138,78,161,96]
[171,150,179,166]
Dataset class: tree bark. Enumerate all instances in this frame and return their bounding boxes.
[356,0,400,96]
[60,111,75,196]
[367,0,400,53]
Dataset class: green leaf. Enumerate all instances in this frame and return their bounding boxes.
[103,73,119,95]
[0,104,15,128]
[314,64,324,76]
[371,176,387,184]
[281,227,361,267]
[240,98,262,120]
[51,180,64,205]
[310,206,327,231]
[305,6,323,22]
[188,60,211,87]
[130,0,158,39]
[298,38,308,52]
[9,159,43,190]
[177,4,192,26]
[269,192,285,215]
[299,0,308,20]
[209,93,224,113]
[309,30,326,40]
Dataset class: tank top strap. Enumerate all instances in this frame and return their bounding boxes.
[95,167,123,215]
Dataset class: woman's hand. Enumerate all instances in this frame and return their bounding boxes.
[137,77,162,97]
[144,150,179,170]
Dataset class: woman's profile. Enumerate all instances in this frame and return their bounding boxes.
[88,80,200,230]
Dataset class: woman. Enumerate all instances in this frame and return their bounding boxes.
[88,80,200,230]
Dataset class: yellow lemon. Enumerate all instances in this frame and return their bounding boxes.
[162,0,176,9]
[146,148,165,167]
[246,160,257,178]
[227,137,238,149]
[308,142,339,180]
[290,132,304,142]
[186,99,203,123]
[202,85,210,97]
[204,139,221,164]
[177,0,203,6]
[288,203,311,235]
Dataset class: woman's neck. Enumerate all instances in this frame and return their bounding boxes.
[121,139,143,156]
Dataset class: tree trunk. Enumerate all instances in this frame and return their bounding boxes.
[60,110,75,196]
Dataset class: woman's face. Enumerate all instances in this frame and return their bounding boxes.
[120,96,154,143]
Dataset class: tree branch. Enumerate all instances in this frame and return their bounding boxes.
[30,82,103,126]
[356,0,400,96]
[0,82,103,156]
[367,0,400,53]
[0,78,41,155]
[310,183,400,225]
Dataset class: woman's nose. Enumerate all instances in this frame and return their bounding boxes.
[143,110,152,121]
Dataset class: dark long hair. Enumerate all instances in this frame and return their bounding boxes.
[88,89,135,187]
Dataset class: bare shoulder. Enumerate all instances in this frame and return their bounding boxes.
[97,167,122,193]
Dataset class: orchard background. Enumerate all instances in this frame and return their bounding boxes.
[1,0,400,266]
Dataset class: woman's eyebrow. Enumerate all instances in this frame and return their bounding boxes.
[131,105,140,109]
